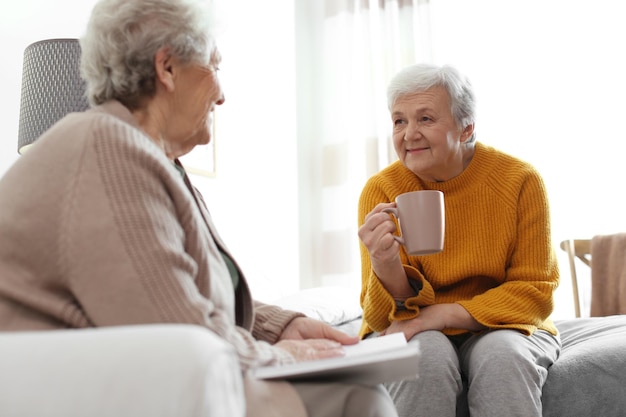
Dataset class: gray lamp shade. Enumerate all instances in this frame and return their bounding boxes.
[17,38,90,154]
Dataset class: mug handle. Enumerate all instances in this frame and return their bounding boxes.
[381,207,405,245]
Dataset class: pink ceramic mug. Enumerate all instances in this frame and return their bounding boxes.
[382,190,445,256]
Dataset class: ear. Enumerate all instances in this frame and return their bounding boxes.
[460,123,474,143]
[154,47,176,92]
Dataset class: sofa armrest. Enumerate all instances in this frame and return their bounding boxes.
[0,324,244,417]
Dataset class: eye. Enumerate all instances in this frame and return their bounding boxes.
[393,118,406,126]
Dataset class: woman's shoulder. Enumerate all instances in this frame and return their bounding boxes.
[42,101,143,148]
[86,102,143,139]
[78,101,166,158]
[358,161,421,216]
[476,143,548,202]
[362,160,415,193]
[477,142,542,179]
[33,102,173,181]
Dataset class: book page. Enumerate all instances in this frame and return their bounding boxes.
[253,332,419,384]
[341,332,406,357]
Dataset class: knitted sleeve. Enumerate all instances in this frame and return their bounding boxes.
[252,301,305,344]
[357,167,436,336]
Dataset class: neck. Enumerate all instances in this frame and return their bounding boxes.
[426,141,476,183]
[131,104,177,161]
[462,141,476,170]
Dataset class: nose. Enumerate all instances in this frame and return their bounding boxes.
[403,121,421,141]
[213,75,225,106]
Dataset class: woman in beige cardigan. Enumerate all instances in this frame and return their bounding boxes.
[0,0,397,416]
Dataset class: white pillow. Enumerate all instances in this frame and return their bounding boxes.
[273,286,362,326]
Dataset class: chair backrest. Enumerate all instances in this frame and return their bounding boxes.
[588,233,626,316]
[559,239,591,318]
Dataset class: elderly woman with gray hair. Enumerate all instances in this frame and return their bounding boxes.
[357,63,561,416]
[0,0,398,416]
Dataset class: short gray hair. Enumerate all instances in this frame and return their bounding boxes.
[80,0,217,108]
[387,63,477,142]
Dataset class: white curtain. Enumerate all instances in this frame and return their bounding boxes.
[296,0,432,289]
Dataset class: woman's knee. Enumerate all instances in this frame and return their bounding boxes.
[411,331,462,378]
[372,330,460,382]
[461,330,559,417]
[292,382,398,417]
[462,330,556,380]
[385,331,463,409]
[344,384,398,417]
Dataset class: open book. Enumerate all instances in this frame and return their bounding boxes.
[253,332,420,385]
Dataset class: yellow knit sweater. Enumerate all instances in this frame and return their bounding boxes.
[358,142,559,337]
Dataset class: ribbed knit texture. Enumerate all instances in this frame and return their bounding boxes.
[0,100,299,371]
[358,142,559,337]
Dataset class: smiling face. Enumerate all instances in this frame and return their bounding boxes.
[163,48,225,158]
[391,86,474,182]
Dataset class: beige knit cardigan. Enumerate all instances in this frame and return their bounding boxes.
[0,100,301,372]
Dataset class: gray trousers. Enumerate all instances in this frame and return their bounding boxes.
[292,382,399,417]
[382,329,561,417]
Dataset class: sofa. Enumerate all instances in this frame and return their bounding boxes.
[0,324,244,417]
[542,316,626,416]
[1,287,625,416]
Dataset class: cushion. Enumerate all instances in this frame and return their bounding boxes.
[273,286,362,326]
[543,315,626,417]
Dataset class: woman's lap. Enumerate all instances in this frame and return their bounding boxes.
[376,329,560,417]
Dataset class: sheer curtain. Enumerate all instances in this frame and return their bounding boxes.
[295,0,432,289]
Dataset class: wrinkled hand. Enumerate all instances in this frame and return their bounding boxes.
[381,304,484,341]
[358,202,401,265]
[359,203,410,296]
[280,316,359,345]
[277,316,359,362]
[381,305,446,341]
[275,338,345,362]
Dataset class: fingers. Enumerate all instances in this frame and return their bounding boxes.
[320,325,360,346]
[313,345,346,360]
[279,317,360,344]
[306,339,346,360]
[359,204,400,260]
[275,339,345,362]
[363,202,395,222]
[361,203,396,235]
[385,318,423,342]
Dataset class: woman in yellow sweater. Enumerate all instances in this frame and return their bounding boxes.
[358,63,560,417]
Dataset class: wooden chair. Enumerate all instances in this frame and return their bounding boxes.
[559,239,591,318]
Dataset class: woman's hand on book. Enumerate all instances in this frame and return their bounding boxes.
[275,338,345,362]
[276,317,360,362]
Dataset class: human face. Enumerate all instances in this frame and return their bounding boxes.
[391,86,473,182]
[167,48,225,158]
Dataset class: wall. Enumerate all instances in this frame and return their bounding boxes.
[430,0,626,318]
[0,0,300,303]
[193,0,301,301]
